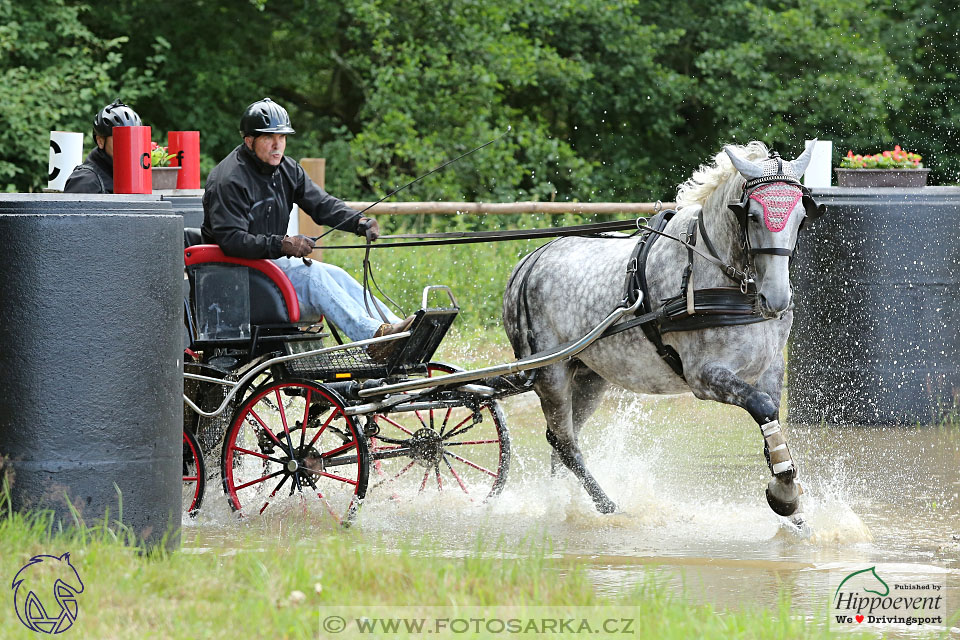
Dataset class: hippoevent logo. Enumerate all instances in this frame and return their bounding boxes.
[11,553,84,634]
[833,566,945,627]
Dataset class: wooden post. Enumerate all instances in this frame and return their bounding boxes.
[299,158,326,259]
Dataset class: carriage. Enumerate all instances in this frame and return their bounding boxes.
[178,222,653,523]
[180,140,823,532]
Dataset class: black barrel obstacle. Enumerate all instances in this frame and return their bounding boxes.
[789,186,960,425]
[0,194,183,548]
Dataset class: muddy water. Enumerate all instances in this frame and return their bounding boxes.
[185,390,960,636]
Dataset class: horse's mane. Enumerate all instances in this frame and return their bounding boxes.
[675,141,770,213]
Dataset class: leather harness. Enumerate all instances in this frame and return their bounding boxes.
[620,209,765,379]
[507,153,827,383]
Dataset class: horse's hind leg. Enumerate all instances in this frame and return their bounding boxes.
[691,363,801,517]
[536,363,617,514]
[548,365,609,475]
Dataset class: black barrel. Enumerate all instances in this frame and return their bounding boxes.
[789,186,960,425]
[0,194,183,548]
[161,193,204,229]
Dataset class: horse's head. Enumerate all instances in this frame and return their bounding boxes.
[724,143,826,318]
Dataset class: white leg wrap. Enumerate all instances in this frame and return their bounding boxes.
[761,420,795,476]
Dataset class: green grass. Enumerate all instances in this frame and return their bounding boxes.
[0,505,883,640]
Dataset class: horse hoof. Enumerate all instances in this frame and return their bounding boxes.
[780,513,813,539]
[765,479,800,516]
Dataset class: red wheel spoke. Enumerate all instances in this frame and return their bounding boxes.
[316,492,342,524]
[302,468,358,487]
[442,439,499,446]
[248,407,285,448]
[438,407,453,437]
[299,389,311,450]
[235,469,285,491]
[371,460,417,489]
[182,476,198,482]
[378,415,414,436]
[259,474,290,515]
[442,455,470,495]
[442,415,476,440]
[321,440,359,459]
[414,410,429,430]
[418,469,430,493]
[275,389,296,452]
[230,445,283,463]
[435,467,442,491]
[445,451,497,478]
[306,407,339,449]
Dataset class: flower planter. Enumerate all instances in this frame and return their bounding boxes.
[151,166,181,191]
[834,168,929,188]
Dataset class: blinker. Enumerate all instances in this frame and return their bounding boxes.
[802,194,826,219]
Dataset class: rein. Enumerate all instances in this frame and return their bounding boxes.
[321,219,645,249]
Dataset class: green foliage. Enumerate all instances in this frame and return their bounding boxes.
[0,0,956,194]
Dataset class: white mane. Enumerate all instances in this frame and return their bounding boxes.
[675,141,770,212]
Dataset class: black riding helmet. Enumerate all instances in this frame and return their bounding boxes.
[240,97,295,137]
[93,99,142,138]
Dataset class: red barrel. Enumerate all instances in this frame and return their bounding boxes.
[168,131,201,189]
[113,125,152,194]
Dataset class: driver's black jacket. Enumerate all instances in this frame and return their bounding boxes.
[202,144,361,259]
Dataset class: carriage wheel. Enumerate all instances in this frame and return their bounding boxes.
[221,379,369,524]
[182,428,205,515]
[368,363,511,502]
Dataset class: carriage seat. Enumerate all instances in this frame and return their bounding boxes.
[183,229,300,339]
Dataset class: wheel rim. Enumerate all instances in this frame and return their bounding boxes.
[368,364,510,502]
[221,380,368,523]
[182,429,205,515]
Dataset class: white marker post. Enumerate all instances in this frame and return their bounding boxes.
[48,131,84,191]
[803,139,833,188]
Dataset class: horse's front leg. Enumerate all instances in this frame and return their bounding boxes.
[535,363,617,514]
[689,362,801,518]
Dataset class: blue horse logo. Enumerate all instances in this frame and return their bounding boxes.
[11,553,84,634]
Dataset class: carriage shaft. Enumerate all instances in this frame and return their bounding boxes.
[355,296,644,398]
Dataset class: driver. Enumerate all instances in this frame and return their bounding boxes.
[201,97,413,347]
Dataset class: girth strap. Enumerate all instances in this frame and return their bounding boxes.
[623,210,686,379]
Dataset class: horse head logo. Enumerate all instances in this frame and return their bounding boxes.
[835,566,890,599]
[11,553,84,634]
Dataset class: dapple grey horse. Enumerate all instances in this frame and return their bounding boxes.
[503,141,817,530]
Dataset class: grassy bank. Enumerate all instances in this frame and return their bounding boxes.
[0,507,875,640]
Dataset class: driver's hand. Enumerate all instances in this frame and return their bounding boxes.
[281,234,315,257]
[357,217,380,242]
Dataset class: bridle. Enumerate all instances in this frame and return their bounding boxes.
[636,151,828,295]
[724,152,828,283]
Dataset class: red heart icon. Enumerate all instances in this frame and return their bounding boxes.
[855,615,864,623]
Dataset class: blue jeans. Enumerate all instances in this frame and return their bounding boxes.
[273,258,400,340]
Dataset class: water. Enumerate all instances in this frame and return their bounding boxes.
[184,390,960,636]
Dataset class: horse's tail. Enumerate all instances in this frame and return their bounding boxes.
[502,241,558,359]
